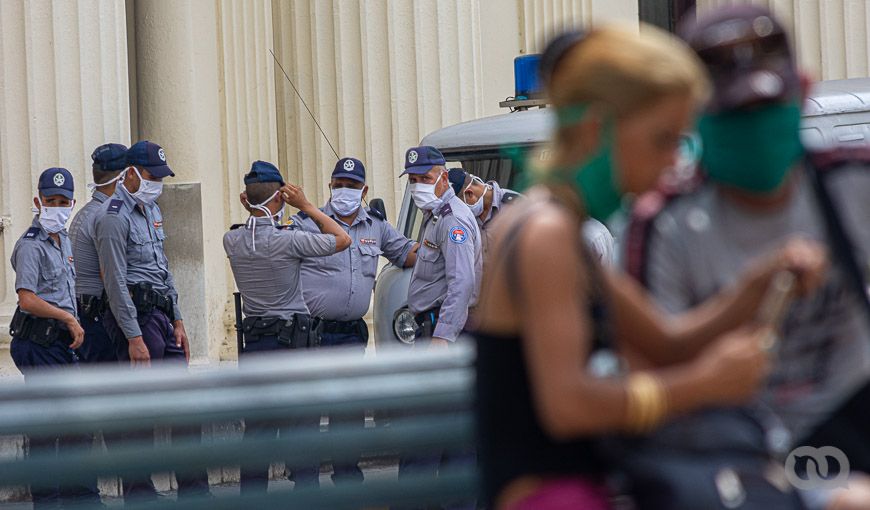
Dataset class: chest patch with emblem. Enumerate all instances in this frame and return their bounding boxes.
[423,239,439,250]
[68,256,74,264]
[153,221,163,229]
[449,226,467,244]
[359,238,377,245]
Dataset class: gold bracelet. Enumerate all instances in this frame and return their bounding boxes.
[625,372,667,433]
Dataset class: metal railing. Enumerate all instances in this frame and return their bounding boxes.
[0,344,478,508]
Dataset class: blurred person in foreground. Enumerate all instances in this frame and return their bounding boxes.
[624,6,870,509]
[472,24,827,510]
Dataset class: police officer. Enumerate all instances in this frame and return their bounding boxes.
[398,146,481,489]
[224,160,351,493]
[94,141,210,501]
[9,168,102,508]
[447,168,519,258]
[294,156,417,484]
[402,147,481,348]
[68,143,128,363]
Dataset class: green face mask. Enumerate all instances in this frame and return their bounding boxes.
[697,101,804,193]
[549,105,624,223]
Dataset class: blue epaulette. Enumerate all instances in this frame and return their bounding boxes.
[437,202,453,217]
[502,191,521,204]
[106,199,124,215]
[296,211,309,220]
[229,224,244,230]
[23,227,40,240]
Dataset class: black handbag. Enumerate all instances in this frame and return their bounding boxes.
[602,408,806,510]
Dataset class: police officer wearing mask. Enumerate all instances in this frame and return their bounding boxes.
[293,157,417,484]
[95,141,210,501]
[68,143,128,363]
[403,147,482,348]
[225,160,351,493]
[9,168,102,507]
[447,168,519,257]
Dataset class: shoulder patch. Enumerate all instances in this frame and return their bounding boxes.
[276,223,298,230]
[106,199,124,215]
[436,202,453,218]
[448,225,468,244]
[23,227,40,239]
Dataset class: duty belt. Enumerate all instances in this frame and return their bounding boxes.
[128,283,175,323]
[8,307,71,347]
[77,293,106,321]
[318,318,365,335]
[241,314,317,350]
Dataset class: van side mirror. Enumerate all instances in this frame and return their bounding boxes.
[369,198,388,222]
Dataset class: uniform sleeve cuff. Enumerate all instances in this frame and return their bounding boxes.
[173,305,183,322]
[432,323,459,342]
[122,323,143,340]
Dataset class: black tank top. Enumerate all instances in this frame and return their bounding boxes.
[472,211,612,505]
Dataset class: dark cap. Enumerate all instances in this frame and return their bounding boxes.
[401,146,446,176]
[91,143,128,172]
[244,160,284,185]
[38,167,75,199]
[126,141,175,178]
[679,5,799,113]
[332,157,366,183]
[447,168,471,196]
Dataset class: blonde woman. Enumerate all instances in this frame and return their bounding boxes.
[472,25,827,510]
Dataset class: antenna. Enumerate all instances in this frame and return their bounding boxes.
[270,49,340,161]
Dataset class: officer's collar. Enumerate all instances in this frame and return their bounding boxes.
[92,190,111,203]
[323,201,370,226]
[433,188,457,217]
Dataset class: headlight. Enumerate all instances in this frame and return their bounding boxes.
[393,308,417,345]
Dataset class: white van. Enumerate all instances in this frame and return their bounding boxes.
[373,77,870,349]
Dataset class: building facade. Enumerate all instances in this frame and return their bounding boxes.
[0,0,867,362]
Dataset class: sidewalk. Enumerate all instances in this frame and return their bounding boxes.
[0,461,399,508]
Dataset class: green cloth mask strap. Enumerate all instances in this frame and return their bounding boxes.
[546,103,624,222]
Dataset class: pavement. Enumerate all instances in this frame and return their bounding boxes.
[0,462,399,509]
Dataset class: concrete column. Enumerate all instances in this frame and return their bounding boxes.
[132,0,223,362]
[133,0,278,362]
[0,0,131,343]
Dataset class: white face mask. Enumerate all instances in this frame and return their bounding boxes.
[410,172,444,211]
[125,167,163,205]
[467,178,489,217]
[330,187,364,217]
[245,190,283,250]
[36,197,75,234]
[87,170,126,193]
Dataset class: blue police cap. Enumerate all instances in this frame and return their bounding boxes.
[38,167,74,199]
[91,143,129,172]
[447,168,470,196]
[401,146,446,176]
[331,157,366,184]
[127,141,174,178]
[244,160,285,185]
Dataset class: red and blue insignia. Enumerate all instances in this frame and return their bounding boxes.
[449,225,467,244]
[153,221,163,229]
[68,256,74,264]
[360,238,377,245]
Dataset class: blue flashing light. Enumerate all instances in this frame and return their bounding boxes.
[514,54,543,99]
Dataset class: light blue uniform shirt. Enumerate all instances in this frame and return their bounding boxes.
[295,203,414,321]
[11,217,77,317]
[407,189,482,342]
[94,187,182,339]
[68,190,110,297]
